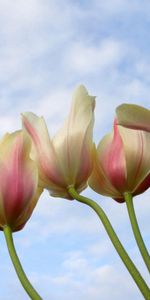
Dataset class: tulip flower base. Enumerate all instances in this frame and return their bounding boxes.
[0,86,150,299]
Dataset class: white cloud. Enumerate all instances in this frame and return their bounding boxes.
[44,251,144,300]
[93,0,150,16]
[66,38,125,74]
[1,242,147,300]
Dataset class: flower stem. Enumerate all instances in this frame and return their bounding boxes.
[124,192,150,273]
[3,225,43,300]
[68,187,150,300]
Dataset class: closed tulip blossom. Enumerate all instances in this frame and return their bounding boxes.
[115,104,150,274]
[116,104,150,132]
[22,85,95,199]
[89,120,150,202]
[0,130,42,232]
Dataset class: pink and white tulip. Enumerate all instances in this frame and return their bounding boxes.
[89,120,150,202]
[116,104,150,132]
[22,85,95,199]
[0,130,42,231]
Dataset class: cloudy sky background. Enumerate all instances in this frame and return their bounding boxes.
[0,0,149,299]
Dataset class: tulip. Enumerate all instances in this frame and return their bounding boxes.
[116,104,150,132]
[0,130,42,231]
[22,85,95,199]
[115,104,150,273]
[89,119,150,202]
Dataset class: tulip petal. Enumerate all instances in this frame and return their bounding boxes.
[119,126,150,192]
[89,137,125,200]
[14,186,43,231]
[22,112,65,188]
[116,104,150,132]
[52,85,95,186]
[98,121,127,192]
[133,173,150,196]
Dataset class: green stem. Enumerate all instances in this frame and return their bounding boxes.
[124,192,150,273]
[68,187,150,300]
[3,225,43,300]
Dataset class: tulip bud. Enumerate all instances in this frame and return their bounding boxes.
[116,104,150,132]
[22,85,95,199]
[89,120,150,202]
[0,130,42,231]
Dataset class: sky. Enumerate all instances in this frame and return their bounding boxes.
[0,0,150,299]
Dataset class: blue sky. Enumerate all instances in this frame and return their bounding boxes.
[0,0,149,299]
